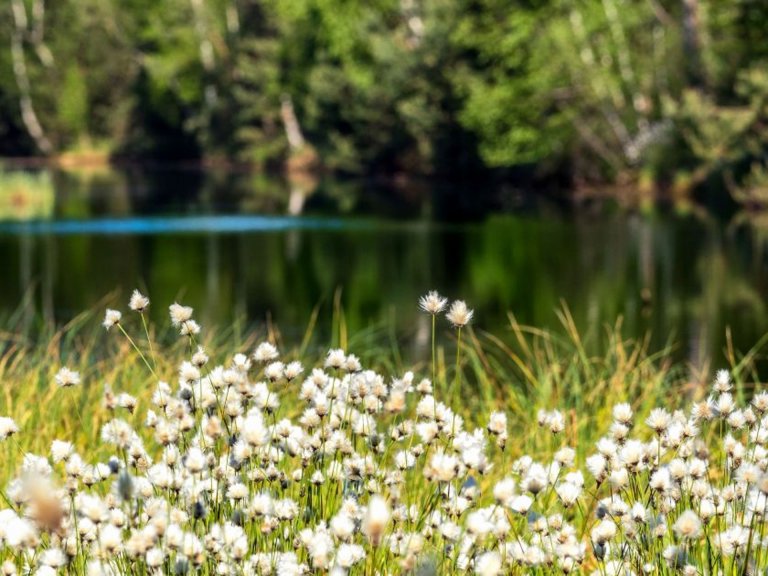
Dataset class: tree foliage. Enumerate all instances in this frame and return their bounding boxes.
[1,0,768,187]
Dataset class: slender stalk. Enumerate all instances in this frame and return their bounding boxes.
[117,323,157,379]
[140,312,156,367]
[454,326,463,392]
[0,484,16,511]
[431,313,437,384]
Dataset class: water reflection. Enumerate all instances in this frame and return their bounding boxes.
[1,166,768,372]
[0,170,54,220]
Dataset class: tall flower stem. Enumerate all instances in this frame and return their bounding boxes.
[431,313,437,384]
[454,326,463,393]
[140,312,156,368]
[117,323,157,379]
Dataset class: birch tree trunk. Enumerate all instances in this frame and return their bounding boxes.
[601,0,644,121]
[568,9,631,162]
[682,0,705,86]
[190,0,218,107]
[10,0,52,154]
[280,95,305,152]
[31,0,53,67]
[400,0,424,49]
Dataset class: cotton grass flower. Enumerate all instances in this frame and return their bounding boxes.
[325,349,346,369]
[55,367,80,388]
[509,494,533,514]
[0,416,19,440]
[129,289,149,312]
[586,454,608,482]
[419,291,448,315]
[117,393,137,413]
[102,309,122,330]
[50,440,74,462]
[474,551,502,576]
[646,408,671,434]
[284,361,304,380]
[335,543,365,569]
[673,510,702,539]
[362,495,390,546]
[556,481,582,507]
[493,477,516,506]
[179,319,201,336]
[184,447,206,473]
[168,302,194,326]
[487,411,507,436]
[9,293,768,576]
[424,451,460,482]
[191,346,209,368]
[612,403,633,424]
[753,391,768,413]
[714,369,732,393]
[39,548,66,568]
[717,393,736,416]
[546,410,566,434]
[446,300,473,328]
[253,342,279,363]
[591,519,617,545]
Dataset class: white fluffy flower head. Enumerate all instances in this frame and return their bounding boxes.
[419,291,448,315]
[446,300,473,328]
[169,303,193,327]
[102,309,122,330]
[129,290,149,312]
[0,417,19,440]
[55,367,81,388]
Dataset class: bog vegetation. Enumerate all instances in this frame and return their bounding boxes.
[0,290,767,574]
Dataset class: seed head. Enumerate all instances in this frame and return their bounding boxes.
[673,510,702,539]
[753,392,768,413]
[253,342,279,363]
[419,291,448,315]
[586,454,607,482]
[509,494,533,514]
[714,369,732,393]
[474,551,502,576]
[717,393,736,417]
[179,319,200,336]
[446,300,473,328]
[362,495,390,546]
[555,481,582,507]
[55,367,80,388]
[612,403,633,425]
[487,411,507,436]
[646,408,671,434]
[169,303,193,327]
[0,417,19,440]
[325,349,346,369]
[129,290,149,313]
[284,361,304,381]
[424,451,460,482]
[548,411,566,434]
[102,309,122,330]
[191,347,209,367]
[50,440,74,462]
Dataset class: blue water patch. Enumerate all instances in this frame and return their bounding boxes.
[0,215,389,235]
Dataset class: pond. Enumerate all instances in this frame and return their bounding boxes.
[1,165,768,370]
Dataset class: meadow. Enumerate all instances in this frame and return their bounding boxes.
[0,290,765,575]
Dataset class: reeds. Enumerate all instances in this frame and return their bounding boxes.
[0,291,765,575]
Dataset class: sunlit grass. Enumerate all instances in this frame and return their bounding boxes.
[0,301,687,482]
[0,291,766,575]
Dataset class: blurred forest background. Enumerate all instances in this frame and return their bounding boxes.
[2,0,768,197]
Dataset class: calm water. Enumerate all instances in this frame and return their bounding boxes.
[1,165,768,369]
